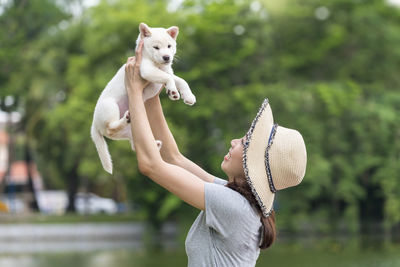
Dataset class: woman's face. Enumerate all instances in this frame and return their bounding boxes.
[221,136,246,182]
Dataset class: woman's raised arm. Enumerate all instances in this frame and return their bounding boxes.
[144,87,216,183]
[125,41,206,210]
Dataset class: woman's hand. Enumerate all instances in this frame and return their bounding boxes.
[125,40,149,95]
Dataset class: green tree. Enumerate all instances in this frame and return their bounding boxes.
[3,0,400,242]
[0,0,69,210]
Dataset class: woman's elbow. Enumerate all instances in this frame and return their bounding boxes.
[138,158,163,176]
[138,161,153,176]
[163,151,183,165]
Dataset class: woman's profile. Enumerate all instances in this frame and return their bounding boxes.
[124,41,307,267]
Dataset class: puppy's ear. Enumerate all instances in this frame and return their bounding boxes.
[139,23,152,37]
[166,26,179,40]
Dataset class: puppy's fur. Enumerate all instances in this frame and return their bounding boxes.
[91,23,196,174]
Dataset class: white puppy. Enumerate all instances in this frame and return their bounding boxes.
[91,23,196,174]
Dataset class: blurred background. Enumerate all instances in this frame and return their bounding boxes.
[0,0,400,266]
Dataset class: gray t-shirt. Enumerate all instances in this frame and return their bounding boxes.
[185,177,262,267]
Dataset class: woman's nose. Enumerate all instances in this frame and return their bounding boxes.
[231,139,239,147]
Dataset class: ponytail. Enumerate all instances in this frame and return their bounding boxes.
[227,180,276,250]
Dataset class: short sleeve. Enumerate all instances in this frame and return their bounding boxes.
[204,182,253,238]
[213,177,228,185]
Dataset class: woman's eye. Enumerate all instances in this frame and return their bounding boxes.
[168,44,171,48]
[153,46,159,50]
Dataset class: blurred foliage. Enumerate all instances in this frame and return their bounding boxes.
[1,0,400,233]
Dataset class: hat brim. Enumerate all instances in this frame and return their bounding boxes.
[243,99,275,217]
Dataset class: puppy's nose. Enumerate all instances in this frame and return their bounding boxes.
[163,55,170,62]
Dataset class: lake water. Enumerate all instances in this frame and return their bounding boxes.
[1,236,399,267]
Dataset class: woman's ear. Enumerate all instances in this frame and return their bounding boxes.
[139,23,152,38]
[166,26,179,40]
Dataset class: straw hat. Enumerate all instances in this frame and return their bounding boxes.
[242,99,307,217]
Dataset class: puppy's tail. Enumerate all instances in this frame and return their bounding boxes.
[91,124,113,174]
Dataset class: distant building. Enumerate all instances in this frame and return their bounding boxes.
[0,131,43,191]
[0,110,21,130]
[0,131,8,178]
[1,161,44,192]
[0,111,45,213]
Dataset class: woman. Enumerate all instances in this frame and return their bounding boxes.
[125,41,307,267]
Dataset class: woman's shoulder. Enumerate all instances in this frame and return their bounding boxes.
[204,179,261,237]
[213,177,228,185]
[206,179,258,217]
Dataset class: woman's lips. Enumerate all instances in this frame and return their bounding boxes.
[224,150,232,161]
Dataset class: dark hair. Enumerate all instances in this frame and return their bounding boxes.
[226,179,276,249]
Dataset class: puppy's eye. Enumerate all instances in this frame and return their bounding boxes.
[168,44,171,48]
[153,46,159,50]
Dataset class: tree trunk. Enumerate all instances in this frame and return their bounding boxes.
[25,142,39,211]
[391,223,400,244]
[66,161,79,212]
[358,171,385,248]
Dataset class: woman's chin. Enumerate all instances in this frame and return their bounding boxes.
[221,161,227,174]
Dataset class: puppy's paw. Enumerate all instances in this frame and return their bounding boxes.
[166,85,180,101]
[124,110,131,123]
[156,140,163,150]
[182,92,196,106]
